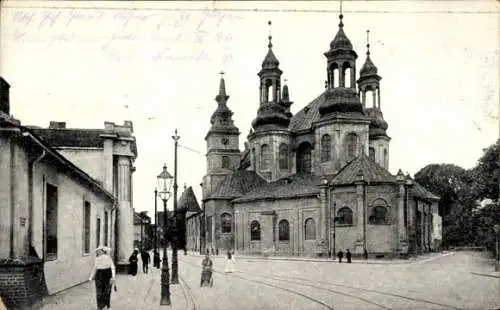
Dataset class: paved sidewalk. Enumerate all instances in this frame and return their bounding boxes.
[40,264,188,310]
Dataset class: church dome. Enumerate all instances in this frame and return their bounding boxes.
[262,48,280,69]
[366,107,388,137]
[330,26,353,51]
[360,55,378,76]
[251,102,290,131]
[319,87,364,116]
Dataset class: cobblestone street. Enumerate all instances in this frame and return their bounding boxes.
[40,251,500,310]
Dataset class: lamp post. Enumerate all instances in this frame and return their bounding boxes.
[154,189,158,252]
[171,129,180,284]
[157,164,174,305]
[494,224,500,272]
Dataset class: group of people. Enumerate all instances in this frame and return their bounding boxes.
[336,248,369,263]
[127,248,162,276]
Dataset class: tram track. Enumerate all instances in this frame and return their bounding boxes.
[180,258,336,310]
[179,274,198,310]
[235,270,390,309]
[237,271,463,310]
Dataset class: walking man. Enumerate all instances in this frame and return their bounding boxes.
[346,249,352,263]
[141,249,150,274]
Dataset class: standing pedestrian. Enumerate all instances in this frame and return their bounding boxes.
[153,250,160,268]
[141,250,150,274]
[363,248,368,261]
[128,249,139,276]
[346,249,352,263]
[224,251,236,273]
[337,250,344,263]
[89,246,116,310]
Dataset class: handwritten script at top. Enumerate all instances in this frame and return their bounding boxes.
[4,8,241,64]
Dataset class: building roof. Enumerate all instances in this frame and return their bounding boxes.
[233,174,323,203]
[205,170,267,200]
[289,91,367,132]
[29,124,138,157]
[289,92,325,132]
[330,153,398,185]
[178,186,202,212]
[30,128,106,148]
[411,180,440,201]
[0,117,115,202]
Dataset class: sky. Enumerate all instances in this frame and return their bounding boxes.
[1,1,499,219]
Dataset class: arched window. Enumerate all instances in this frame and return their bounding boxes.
[260,144,271,171]
[279,143,289,170]
[278,219,290,241]
[337,207,353,225]
[320,134,331,162]
[383,149,388,168]
[369,206,389,225]
[345,133,358,161]
[221,156,230,169]
[329,63,339,88]
[369,147,375,161]
[250,221,261,241]
[296,142,312,175]
[221,213,232,233]
[343,62,351,88]
[304,218,316,240]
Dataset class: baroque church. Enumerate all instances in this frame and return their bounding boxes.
[190,14,442,258]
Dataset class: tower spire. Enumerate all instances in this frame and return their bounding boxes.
[218,71,226,97]
[215,70,229,104]
[268,20,273,48]
[366,29,371,56]
[339,0,344,28]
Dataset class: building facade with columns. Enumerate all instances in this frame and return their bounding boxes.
[197,17,441,258]
[29,120,137,270]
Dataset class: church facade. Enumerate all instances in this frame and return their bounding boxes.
[195,16,442,258]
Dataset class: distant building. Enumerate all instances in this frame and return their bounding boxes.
[0,77,115,308]
[133,211,152,251]
[178,185,202,252]
[195,17,441,258]
[28,117,138,271]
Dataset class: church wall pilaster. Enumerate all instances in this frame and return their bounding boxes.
[396,183,408,254]
[318,182,329,256]
[354,181,366,254]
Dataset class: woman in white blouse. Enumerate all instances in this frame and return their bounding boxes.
[89,246,116,310]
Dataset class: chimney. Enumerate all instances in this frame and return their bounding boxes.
[0,77,11,115]
[49,121,66,129]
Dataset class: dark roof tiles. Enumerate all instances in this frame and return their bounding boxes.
[205,170,267,200]
[233,174,323,202]
[331,153,398,185]
[178,186,202,212]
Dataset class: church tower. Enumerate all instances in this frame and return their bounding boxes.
[357,30,391,170]
[315,10,370,172]
[248,21,293,182]
[202,73,240,199]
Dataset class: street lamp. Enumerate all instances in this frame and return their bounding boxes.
[153,188,159,268]
[157,164,173,306]
[494,224,500,272]
[171,129,180,285]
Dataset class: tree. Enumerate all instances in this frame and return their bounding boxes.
[470,140,500,202]
[414,163,475,247]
